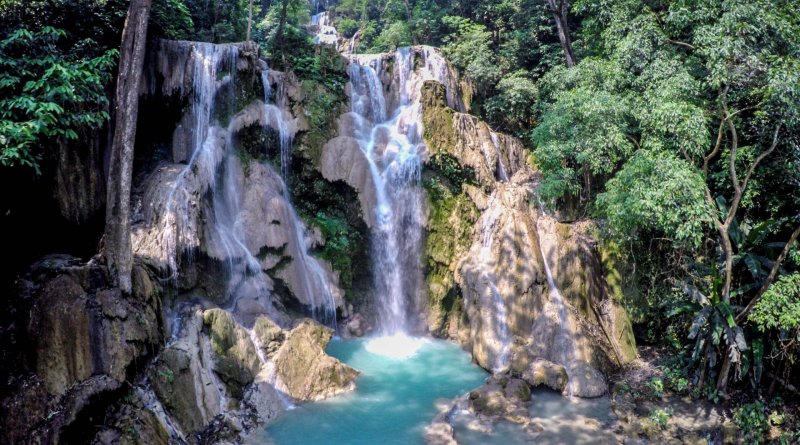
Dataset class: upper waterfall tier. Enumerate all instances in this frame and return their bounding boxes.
[133,40,343,327]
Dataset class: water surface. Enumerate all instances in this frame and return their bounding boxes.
[264,337,487,444]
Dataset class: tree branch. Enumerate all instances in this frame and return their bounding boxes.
[666,38,694,50]
[736,223,800,322]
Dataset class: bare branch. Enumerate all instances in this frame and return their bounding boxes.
[666,38,694,50]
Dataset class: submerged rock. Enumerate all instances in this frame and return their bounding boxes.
[272,319,358,401]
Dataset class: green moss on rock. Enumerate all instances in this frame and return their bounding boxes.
[202,309,260,398]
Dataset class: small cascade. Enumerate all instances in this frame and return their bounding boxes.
[535,209,579,396]
[311,12,338,46]
[490,132,510,182]
[246,328,296,410]
[260,71,338,331]
[478,195,511,372]
[160,43,239,283]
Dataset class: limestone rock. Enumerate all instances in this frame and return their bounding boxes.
[203,309,261,398]
[149,309,223,435]
[319,135,377,227]
[253,315,285,357]
[272,319,358,401]
[0,256,162,444]
[566,362,608,398]
[514,358,568,393]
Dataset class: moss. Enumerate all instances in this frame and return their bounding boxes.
[203,308,236,355]
[599,240,638,362]
[290,162,370,304]
[296,78,348,163]
[201,309,258,398]
[423,176,479,334]
[421,81,458,157]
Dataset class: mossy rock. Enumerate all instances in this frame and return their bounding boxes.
[202,309,260,398]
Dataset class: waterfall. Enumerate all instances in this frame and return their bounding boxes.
[311,12,338,45]
[347,49,457,336]
[489,132,510,182]
[478,195,511,372]
[260,70,339,331]
[535,210,578,396]
[343,47,463,336]
[160,43,239,283]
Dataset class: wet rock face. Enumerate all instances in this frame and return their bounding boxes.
[0,255,162,445]
[271,319,358,401]
[419,78,636,395]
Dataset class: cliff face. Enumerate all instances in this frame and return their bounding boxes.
[418,79,636,396]
[0,255,163,445]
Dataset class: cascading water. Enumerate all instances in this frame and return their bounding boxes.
[535,209,578,396]
[478,194,511,372]
[346,48,461,337]
[311,12,338,45]
[490,132,510,182]
[160,43,239,283]
[260,70,338,330]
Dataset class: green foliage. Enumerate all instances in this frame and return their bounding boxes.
[150,0,195,40]
[369,20,411,52]
[484,70,537,131]
[646,377,664,398]
[442,16,500,88]
[749,273,800,332]
[185,0,252,43]
[597,150,712,248]
[157,367,175,384]
[648,407,672,429]
[426,153,476,194]
[734,401,769,445]
[312,211,361,297]
[0,26,116,173]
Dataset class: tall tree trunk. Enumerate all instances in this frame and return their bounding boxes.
[105,0,152,294]
[247,0,254,41]
[547,0,576,67]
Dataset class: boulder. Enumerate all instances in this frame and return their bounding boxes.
[149,310,223,435]
[566,362,608,398]
[203,309,261,398]
[253,315,285,357]
[271,319,358,401]
[514,358,568,393]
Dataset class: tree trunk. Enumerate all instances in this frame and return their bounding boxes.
[247,0,254,41]
[719,224,734,302]
[105,0,152,294]
[547,0,576,67]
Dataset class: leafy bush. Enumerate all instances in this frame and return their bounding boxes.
[734,401,769,445]
[0,27,116,173]
[648,407,672,429]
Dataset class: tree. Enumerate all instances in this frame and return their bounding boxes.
[105,0,153,294]
[546,0,575,66]
[0,27,116,173]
